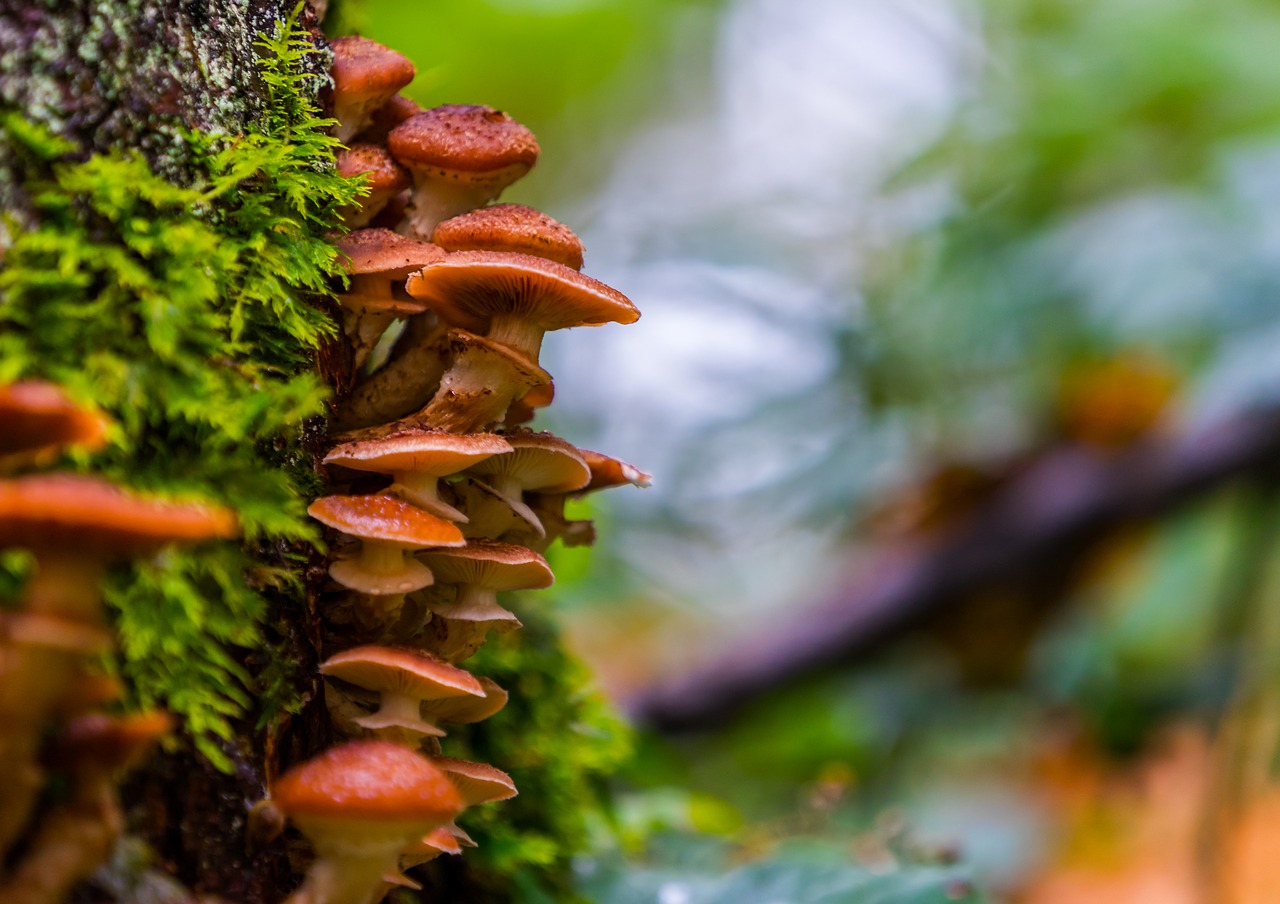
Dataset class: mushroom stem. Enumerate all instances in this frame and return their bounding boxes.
[330,540,434,598]
[431,583,516,623]
[399,181,496,241]
[487,313,546,363]
[418,336,547,434]
[353,689,444,739]
[487,475,546,539]
[23,551,106,625]
[391,471,468,523]
[285,848,400,904]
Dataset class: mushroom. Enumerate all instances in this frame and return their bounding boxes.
[387,105,540,239]
[333,229,444,372]
[308,494,465,633]
[431,204,585,270]
[463,431,590,538]
[418,539,552,625]
[415,328,552,434]
[272,740,462,904]
[353,93,424,144]
[578,449,653,492]
[404,250,639,365]
[323,426,512,523]
[336,144,411,229]
[504,381,555,429]
[321,644,484,744]
[329,37,415,144]
[424,757,518,849]
[0,474,237,625]
[0,711,172,904]
[0,381,108,471]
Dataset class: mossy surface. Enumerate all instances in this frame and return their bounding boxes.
[0,6,360,769]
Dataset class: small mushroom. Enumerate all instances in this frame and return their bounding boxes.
[464,431,590,538]
[333,229,444,372]
[329,37,415,143]
[336,144,411,229]
[321,644,484,744]
[353,93,424,144]
[387,105,540,239]
[308,493,465,613]
[431,204,585,270]
[404,250,638,365]
[418,539,552,625]
[0,382,108,471]
[272,740,463,904]
[323,426,512,523]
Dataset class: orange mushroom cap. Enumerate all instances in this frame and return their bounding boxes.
[308,494,464,550]
[321,644,484,701]
[337,145,412,229]
[0,382,108,462]
[432,757,518,806]
[432,204,585,271]
[388,105,539,182]
[330,37,415,143]
[0,475,236,555]
[355,93,424,144]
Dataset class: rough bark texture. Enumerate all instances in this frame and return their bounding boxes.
[0,3,331,902]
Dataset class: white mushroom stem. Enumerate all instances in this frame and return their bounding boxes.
[398,180,498,241]
[430,583,516,623]
[486,313,546,363]
[353,690,444,738]
[284,843,404,904]
[329,540,434,600]
[420,345,542,434]
[391,471,468,523]
[484,475,546,539]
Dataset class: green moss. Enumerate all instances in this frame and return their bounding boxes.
[445,607,632,902]
[0,6,363,771]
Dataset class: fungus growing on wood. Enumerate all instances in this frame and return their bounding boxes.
[321,644,484,742]
[336,144,411,228]
[324,426,512,523]
[0,381,108,469]
[415,328,552,434]
[308,493,465,597]
[334,228,444,372]
[272,740,463,904]
[418,539,552,625]
[329,37,415,143]
[387,105,540,238]
[432,204,585,270]
[0,475,237,625]
[404,250,639,364]
[464,431,590,538]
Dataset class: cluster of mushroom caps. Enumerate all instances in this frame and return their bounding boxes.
[0,382,237,904]
[262,36,649,904]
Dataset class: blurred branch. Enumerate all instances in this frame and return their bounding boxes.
[629,405,1280,732]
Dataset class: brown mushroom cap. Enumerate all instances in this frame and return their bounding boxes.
[388,105,539,182]
[579,449,653,493]
[404,251,638,361]
[356,93,425,144]
[432,757,518,806]
[330,37,416,143]
[337,229,445,281]
[308,494,464,550]
[426,675,508,725]
[273,739,462,825]
[321,645,483,701]
[418,540,553,594]
[325,427,512,482]
[337,145,412,228]
[432,204,585,271]
[0,382,109,461]
[470,431,590,496]
[0,475,236,555]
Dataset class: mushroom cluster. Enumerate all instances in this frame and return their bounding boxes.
[0,382,236,904]
[266,33,650,904]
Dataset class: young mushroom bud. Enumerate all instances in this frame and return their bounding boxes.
[329,37,415,144]
[387,105,540,239]
[272,740,463,904]
[336,145,411,229]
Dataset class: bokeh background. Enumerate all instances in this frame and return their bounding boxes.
[338,1,1280,900]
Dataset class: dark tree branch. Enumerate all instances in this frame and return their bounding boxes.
[629,405,1280,732]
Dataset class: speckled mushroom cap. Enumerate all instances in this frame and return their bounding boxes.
[325,427,512,482]
[468,431,590,496]
[388,105,539,188]
[321,645,484,701]
[337,145,412,228]
[0,382,108,460]
[403,251,638,361]
[338,229,446,282]
[432,757,518,806]
[308,494,464,550]
[418,540,553,593]
[0,475,236,555]
[330,37,416,143]
[272,739,462,836]
[355,93,424,144]
[431,204,585,270]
